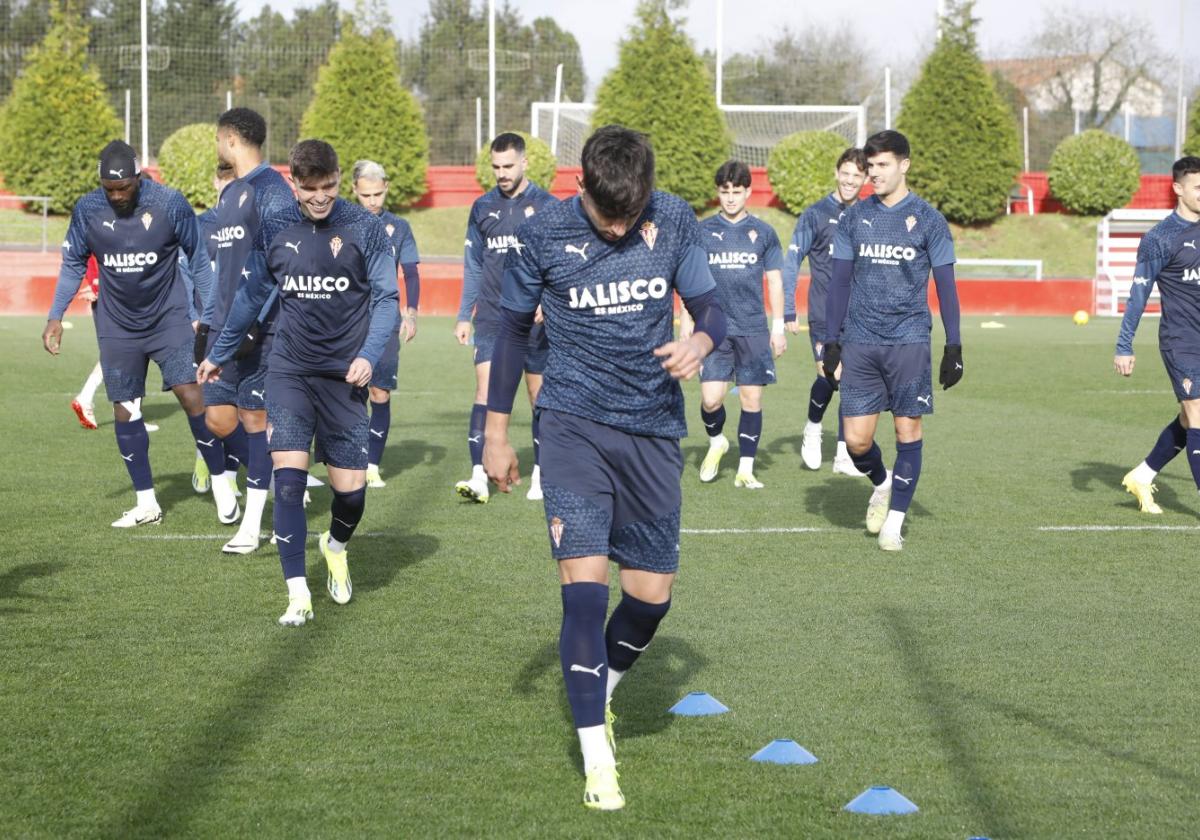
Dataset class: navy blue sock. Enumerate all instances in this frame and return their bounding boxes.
[808,377,834,423]
[889,440,923,513]
[837,411,845,443]
[701,405,726,437]
[223,423,248,474]
[560,582,609,729]
[532,411,541,466]
[738,410,762,458]
[272,467,308,580]
[469,403,486,467]
[1146,417,1187,472]
[605,592,670,672]
[246,431,271,492]
[368,399,391,466]
[114,419,153,491]
[329,486,366,544]
[851,441,888,485]
[1187,429,1200,490]
[187,412,226,475]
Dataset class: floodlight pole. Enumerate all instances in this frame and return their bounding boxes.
[551,63,564,156]
[1176,0,1185,159]
[226,90,232,111]
[124,89,131,145]
[715,0,724,106]
[475,97,482,153]
[488,0,496,142]
[1022,106,1029,173]
[139,0,149,164]
[884,66,892,129]
[936,0,945,40]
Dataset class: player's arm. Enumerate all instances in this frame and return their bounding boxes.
[762,228,786,356]
[927,222,962,389]
[456,213,483,344]
[347,251,402,386]
[44,207,91,354]
[677,300,694,340]
[655,242,726,380]
[396,223,420,341]
[1114,249,1165,376]
[822,218,856,382]
[199,250,274,379]
[172,192,214,317]
[783,214,814,333]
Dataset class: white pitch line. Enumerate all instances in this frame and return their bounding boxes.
[1038,525,1200,532]
[681,527,829,535]
[1089,390,1174,395]
[133,531,386,540]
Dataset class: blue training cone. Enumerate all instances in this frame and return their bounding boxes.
[750,739,818,765]
[669,691,729,716]
[843,785,919,815]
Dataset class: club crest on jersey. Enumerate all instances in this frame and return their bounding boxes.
[140,212,153,231]
[748,229,758,243]
[906,215,917,232]
[386,223,395,238]
[330,235,344,258]
[550,516,564,548]
[524,206,536,218]
[238,191,248,208]
[640,220,658,250]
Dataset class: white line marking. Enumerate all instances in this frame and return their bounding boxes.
[1089,390,1174,395]
[681,527,829,535]
[133,531,385,540]
[1037,525,1200,532]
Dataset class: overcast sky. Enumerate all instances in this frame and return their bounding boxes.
[245,0,1200,97]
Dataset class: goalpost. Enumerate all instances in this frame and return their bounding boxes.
[530,102,867,168]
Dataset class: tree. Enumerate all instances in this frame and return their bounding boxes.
[0,0,56,97]
[0,1,122,212]
[300,11,429,207]
[592,0,729,209]
[1183,93,1200,158]
[895,0,1021,224]
[1048,129,1140,215]
[718,23,874,106]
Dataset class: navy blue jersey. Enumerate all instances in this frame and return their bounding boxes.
[212,198,399,375]
[1116,212,1200,355]
[460,182,557,332]
[198,206,220,264]
[699,213,782,336]
[832,192,955,345]
[784,193,850,340]
[378,210,420,268]
[205,163,300,335]
[502,192,715,439]
[51,179,212,338]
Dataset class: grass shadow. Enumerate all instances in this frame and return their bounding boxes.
[0,561,65,615]
[347,531,438,595]
[1070,460,1190,515]
[385,438,447,475]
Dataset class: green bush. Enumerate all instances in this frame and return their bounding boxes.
[1183,94,1200,158]
[300,18,428,208]
[895,0,1021,224]
[591,0,729,209]
[767,131,847,214]
[1048,130,1141,215]
[0,4,122,213]
[474,131,557,192]
[158,123,218,209]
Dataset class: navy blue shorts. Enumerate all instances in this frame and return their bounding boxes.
[265,371,369,469]
[839,342,932,417]
[701,334,776,386]
[372,329,401,390]
[808,326,826,362]
[473,323,549,374]
[539,409,682,573]
[203,335,270,410]
[98,324,195,403]
[1161,347,1200,402]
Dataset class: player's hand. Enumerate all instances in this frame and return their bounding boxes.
[42,319,63,355]
[678,324,693,342]
[77,287,97,303]
[401,310,417,343]
[939,344,963,389]
[534,305,545,325]
[193,323,210,365]
[483,436,521,493]
[233,321,261,361]
[771,334,787,358]
[654,338,706,381]
[346,357,373,387]
[785,319,801,335]
[196,358,222,383]
[455,320,472,345]
[822,341,842,384]
[1114,354,1135,376]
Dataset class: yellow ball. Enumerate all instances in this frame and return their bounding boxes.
[1073,310,1089,326]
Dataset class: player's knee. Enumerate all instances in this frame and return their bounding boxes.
[238,409,267,433]
[700,396,723,413]
[739,391,762,412]
[369,386,390,404]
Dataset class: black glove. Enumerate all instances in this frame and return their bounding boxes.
[822,341,842,385]
[193,323,210,365]
[233,321,261,361]
[939,344,963,390]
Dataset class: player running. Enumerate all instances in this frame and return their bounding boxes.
[684,159,784,488]
[198,108,302,555]
[785,147,868,474]
[1114,156,1200,513]
[199,139,398,626]
[483,125,727,810]
[455,132,557,503]
[43,140,217,527]
[351,159,421,489]
[824,130,962,551]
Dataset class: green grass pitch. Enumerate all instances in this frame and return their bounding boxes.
[0,313,1197,838]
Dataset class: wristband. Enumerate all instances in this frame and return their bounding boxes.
[771,318,785,336]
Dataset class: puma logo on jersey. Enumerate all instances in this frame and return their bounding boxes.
[1185,240,1196,249]
[710,231,724,241]
[487,210,502,220]
[285,241,300,254]
[861,218,872,227]
[916,394,931,406]
[569,663,604,677]
[102,220,116,231]
[565,243,589,261]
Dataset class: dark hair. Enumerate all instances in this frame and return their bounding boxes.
[836,147,868,172]
[714,159,751,188]
[864,130,910,161]
[1173,156,1200,183]
[289,139,339,181]
[215,160,235,179]
[490,132,525,155]
[217,108,267,148]
[580,125,655,219]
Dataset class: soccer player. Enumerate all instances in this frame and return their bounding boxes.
[455,132,557,503]
[483,125,727,810]
[351,159,421,489]
[785,147,869,474]
[198,139,398,626]
[684,159,784,488]
[198,108,302,555]
[42,140,218,527]
[1114,156,1200,514]
[823,130,961,551]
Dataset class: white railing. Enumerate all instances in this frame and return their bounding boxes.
[957,258,1044,280]
[1096,208,1170,317]
[4,195,52,252]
